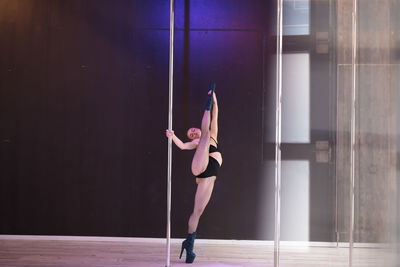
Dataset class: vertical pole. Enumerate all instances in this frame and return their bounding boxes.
[166,0,175,266]
[350,0,358,266]
[274,0,283,266]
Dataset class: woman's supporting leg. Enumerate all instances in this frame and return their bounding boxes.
[188,177,216,233]
[191,109,211,176]
[181,178,215,263]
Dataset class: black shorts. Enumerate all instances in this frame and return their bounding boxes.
[197,156,221,178]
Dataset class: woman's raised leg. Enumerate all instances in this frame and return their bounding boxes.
[191,84,215,176]
[191,102,212,176]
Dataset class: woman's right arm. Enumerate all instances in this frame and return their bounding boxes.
[166,130,198,150]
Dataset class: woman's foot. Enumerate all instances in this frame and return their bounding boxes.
[179,232,197,263]
[205,83,216,110]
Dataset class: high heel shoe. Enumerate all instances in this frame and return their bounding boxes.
[205,83,216,111]
[179,232,197,263]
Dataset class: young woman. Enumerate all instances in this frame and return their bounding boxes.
[165,84,222,263]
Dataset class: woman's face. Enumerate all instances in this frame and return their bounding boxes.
[187,128,201,140]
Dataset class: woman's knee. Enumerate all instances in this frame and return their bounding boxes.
[192,168,200,177]
[191,164,207,177]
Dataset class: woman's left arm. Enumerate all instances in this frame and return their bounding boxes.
[210,93,218,140]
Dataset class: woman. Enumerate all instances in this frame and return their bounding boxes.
[165,83,222,263]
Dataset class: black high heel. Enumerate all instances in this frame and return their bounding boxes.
[179,232,197,263]
[205,83,216,111]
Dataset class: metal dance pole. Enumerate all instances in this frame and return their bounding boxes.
[274,0,283,266]
[166,0,175,266]
[349,0,358,266]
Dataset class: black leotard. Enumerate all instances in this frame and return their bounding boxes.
[209,136,220,153]
[197,137,221,178]
[209,144,218,153]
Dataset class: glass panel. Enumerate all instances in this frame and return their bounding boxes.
[278,0,400,266]
[282,53,310,143]
[283,0,310,35]
[337,1,400,266]
[351,63,400,266]
[281,160,310,241]
[351,0,400,266]
[279,0,348,266]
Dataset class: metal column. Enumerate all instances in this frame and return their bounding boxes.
[166,0,175,266]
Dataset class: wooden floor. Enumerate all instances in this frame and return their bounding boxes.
[0,236,397,267]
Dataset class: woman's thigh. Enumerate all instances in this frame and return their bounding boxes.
[193,177,216,211]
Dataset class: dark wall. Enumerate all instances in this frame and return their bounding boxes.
[0,0,276,239]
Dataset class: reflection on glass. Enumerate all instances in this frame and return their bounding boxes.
[283,0,310,35]
[352,63,400,267]
[282,53,310,143]
[276,0,400,266]
[281,160,309,241]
